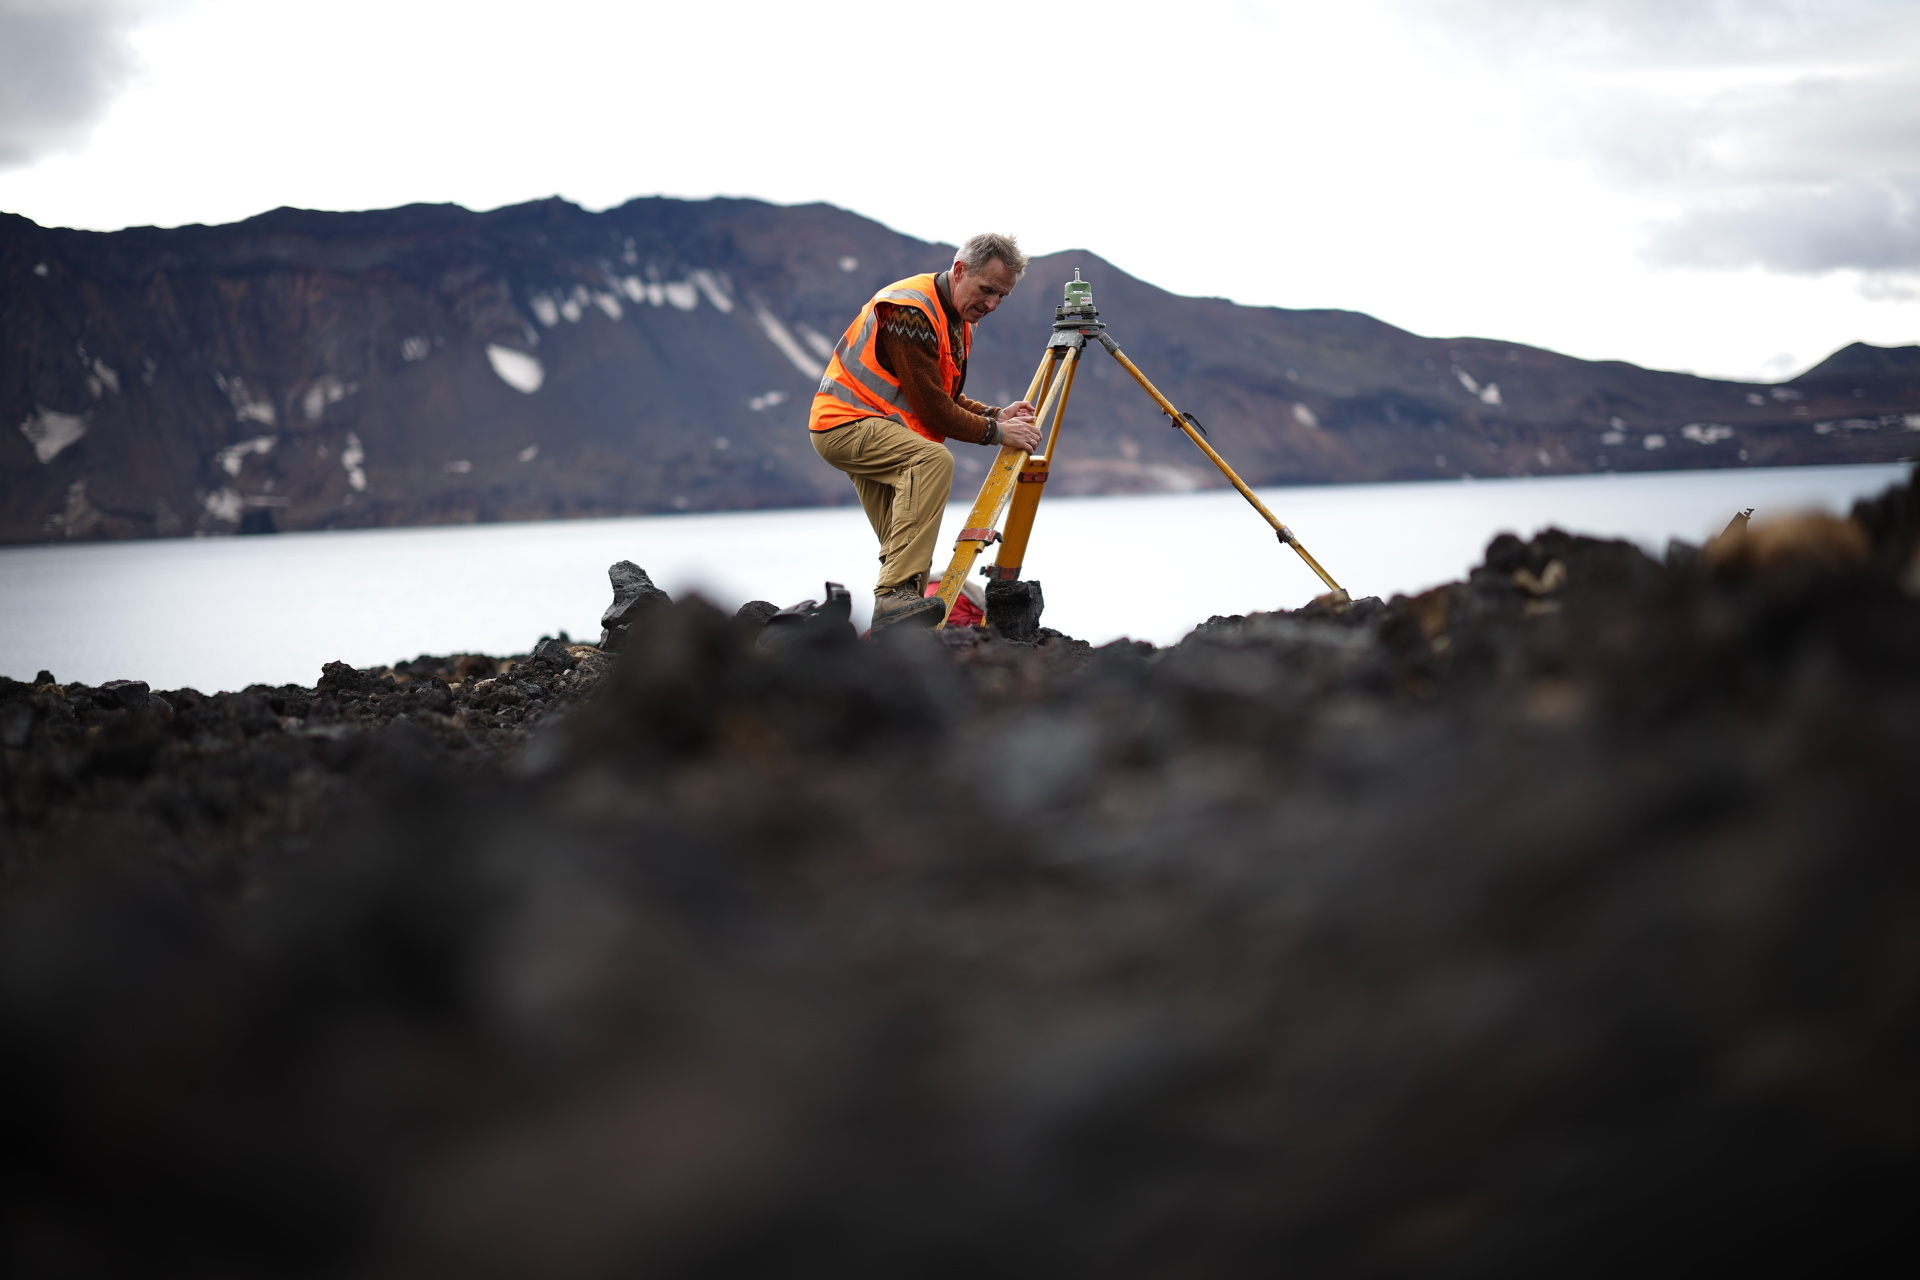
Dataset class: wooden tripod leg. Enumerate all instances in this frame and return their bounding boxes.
[1100,336,1348,598]
[932,348,1058,624]
[1040,347,1078,459]
[992,345,1082,580]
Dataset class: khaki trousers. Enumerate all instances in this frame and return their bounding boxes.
[811,417,954,596]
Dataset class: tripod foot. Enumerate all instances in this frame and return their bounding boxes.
[1310,588,1353,612]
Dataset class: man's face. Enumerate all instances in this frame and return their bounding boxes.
[949,257,1019,323]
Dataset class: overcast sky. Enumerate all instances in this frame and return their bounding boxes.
[2,0,1916,382]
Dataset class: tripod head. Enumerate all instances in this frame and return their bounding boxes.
[1054,268,1102,329]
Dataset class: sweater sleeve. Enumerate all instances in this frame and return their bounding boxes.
[872,303,998,445]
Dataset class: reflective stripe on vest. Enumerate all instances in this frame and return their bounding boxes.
[808,272,971,443]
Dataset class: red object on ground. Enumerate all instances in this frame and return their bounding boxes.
[925,579,985,627]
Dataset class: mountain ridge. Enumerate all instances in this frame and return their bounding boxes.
[4,196,1917,544]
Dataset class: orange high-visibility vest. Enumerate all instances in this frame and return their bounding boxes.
[808,273,970,443]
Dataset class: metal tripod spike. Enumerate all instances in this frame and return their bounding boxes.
[932,271,1348,626]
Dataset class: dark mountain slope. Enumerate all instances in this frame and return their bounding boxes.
[4,196,1916,543]
[965,257,1920,496]
[1796,339,1920,379]
[3,198,920,542]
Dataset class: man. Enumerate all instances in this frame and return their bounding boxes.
[808,233,1042,630]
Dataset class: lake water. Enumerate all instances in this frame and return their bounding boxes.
[2,463,1909,693]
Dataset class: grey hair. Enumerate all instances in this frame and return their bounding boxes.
[957,232,1028,279]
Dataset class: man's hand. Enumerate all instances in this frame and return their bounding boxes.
[997,401,1041,453]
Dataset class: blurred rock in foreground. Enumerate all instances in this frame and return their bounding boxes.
[3,471,1919,1277]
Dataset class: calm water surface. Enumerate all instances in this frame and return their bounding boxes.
[2,463,1909,692]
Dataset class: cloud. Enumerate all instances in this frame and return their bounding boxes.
[1398,0,1920,281]
[0,1,149,171]
[1622,71,1920,275]
[1413,0,1908,67]
[1645,173,1920,272]
[1562,71,1920,192]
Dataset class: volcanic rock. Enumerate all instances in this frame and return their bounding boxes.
[2,472,1919,1275]
[984,577,1045,642]
[598,560,672,651]
[757,581,854,650]
[94,679,150,712]
[317,660,382,699]
[532,636,577,670]
[731,599,780,638]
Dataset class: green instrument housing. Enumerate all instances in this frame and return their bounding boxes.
[1060,268,1096,320]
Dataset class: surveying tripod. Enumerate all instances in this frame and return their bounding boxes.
[932,271,1348,626]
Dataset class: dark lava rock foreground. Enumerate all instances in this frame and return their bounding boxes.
[3,472,1920,1277]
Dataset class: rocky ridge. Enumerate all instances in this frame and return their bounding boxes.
[0,638,612,890]
[2,471,1919,1275]
[6,196,1919,544]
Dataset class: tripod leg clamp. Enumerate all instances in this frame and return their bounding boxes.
[1276,526,1298,546]
[958,527,1002,544]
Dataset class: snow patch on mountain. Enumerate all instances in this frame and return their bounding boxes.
[752,302,824,379]
[20,407,88,463]
[486,345,545,394]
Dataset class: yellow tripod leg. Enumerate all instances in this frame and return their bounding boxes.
[1040,343,1079,459]
[1102,338,1348,599]
[932,348,1058,624]
[993,344,1082,580]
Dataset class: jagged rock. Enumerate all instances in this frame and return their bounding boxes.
[317,661,377,699]
[985,578,1045,643]
[532,637,576,670]
[599,561,671,651]
[94,679,150,711]
[732,599,780,637]
[757,582,853,650]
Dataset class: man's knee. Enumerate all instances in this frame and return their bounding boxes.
[913,441,954,487]
[914,450,953,510]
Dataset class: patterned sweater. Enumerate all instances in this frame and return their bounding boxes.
[871,272,1001,445]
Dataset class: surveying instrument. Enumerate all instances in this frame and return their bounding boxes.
[931,270,1348,625]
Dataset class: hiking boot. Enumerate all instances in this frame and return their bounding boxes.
[871,587,945,633]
